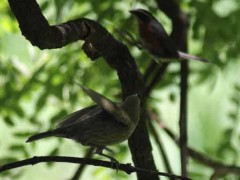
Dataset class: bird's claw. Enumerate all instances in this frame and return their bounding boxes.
[104,147,114,153]
[109,157,120,172]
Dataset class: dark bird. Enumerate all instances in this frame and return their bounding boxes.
[27,85,140,163]
[130,9,208,63]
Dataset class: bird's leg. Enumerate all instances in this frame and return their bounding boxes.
[103,146,114,153]
[95,146,119,171]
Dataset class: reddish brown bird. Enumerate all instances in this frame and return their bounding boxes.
[130,9,208,63]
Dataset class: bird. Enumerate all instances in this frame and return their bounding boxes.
[27,84,140,164]
[130,9,208,63]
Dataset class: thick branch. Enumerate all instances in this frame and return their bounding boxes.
[0,156,190,180]
[8,0,89,49]
[8,0,157,179]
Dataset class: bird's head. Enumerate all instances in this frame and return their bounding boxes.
[121,94,140,125]
[130,9,155,23]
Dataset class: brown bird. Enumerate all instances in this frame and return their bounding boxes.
[27,85,140,163]
[130,9,208,63]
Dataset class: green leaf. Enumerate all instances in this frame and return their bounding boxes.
[4,115,14,126]
[49,147,59,156]
[0,157,18,165]
[9,144,25,151]
[13,131,37,138]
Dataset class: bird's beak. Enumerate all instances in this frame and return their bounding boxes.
[130,9,149,23]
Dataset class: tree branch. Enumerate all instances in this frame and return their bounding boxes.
[0,156,190,180]
[148,120,173,176]
[165,124,240,177]
[156,0,190,177]
[70,147,95,180]
[144,63,169,98]
[179,61,189,177]
[148,109,240,177]
[8,0,89,49]
[143,61,159,82]
[7,0,157,179]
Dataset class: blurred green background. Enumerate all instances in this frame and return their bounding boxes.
[0,0,240,179]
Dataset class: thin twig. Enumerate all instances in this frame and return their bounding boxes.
[115,29,143,49]
[0,156,191,180]
[70,147,95,180]
[144,63,169,97]
[179,61,189,177]
[143,61,159,82]
[148,109,240,176]
[148,120,174,176]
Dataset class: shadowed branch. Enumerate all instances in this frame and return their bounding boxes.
[0,156,190,180]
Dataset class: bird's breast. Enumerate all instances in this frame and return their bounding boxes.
[139,24,166,57]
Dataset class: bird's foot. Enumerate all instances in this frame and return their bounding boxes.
[109,156,120,172]
[95,146,119,172]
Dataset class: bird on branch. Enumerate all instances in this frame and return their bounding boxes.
[130,9,209,63]
[27,84,140,166]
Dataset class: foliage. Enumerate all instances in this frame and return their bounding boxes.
[0,0,240,179]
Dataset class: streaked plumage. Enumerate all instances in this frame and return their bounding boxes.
[27,85,140,162]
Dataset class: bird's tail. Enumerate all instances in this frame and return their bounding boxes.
[178,51,209,63]
[26,130,58,143]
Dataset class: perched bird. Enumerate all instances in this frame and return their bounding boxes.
[130,9,208,63]
[27,85,140,163]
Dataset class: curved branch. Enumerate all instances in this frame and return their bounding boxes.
[8,0,90,49]
[0,156,190,180]
[8,0,143,97]
[7,1,157,180]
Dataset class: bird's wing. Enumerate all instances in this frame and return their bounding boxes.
[57,105,99,128]
[77,84,130,126]
[149,21,179,58]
